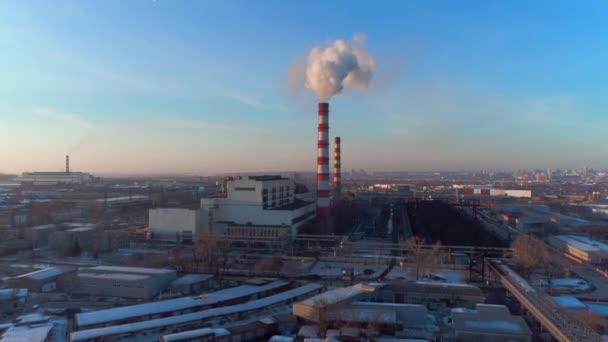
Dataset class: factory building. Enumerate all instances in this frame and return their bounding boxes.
[16,171,94,186]
[7,267,76,293]
[73,266,177,299]
[549,235,608,264]
[463,186,531,198]
[14,155,94,186]
[149,175,316,242]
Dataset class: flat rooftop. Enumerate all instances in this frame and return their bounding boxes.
[248,175,286,181]
[77,272,150,281]
[11,267,73,281]
[86,265,175,275]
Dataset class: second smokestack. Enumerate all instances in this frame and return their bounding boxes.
[333,136,341,203]
[317,103,330,217]
[66,155,70,173]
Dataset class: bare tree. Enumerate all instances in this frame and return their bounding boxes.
[510,234,551,279]
[193,234,220,273]
[402,236,446,280]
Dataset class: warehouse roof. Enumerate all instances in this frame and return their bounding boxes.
[75,280,289,328]
[11,267,74,282]
[161,328,229,342]
[72,283,322,341]
[86,265,175,275]
[298,283,376,307]
[77,272,149,281]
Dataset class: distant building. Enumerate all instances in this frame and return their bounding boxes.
[73,266,177,299]
[15,171,94,186]
[463,186,531,198]
[149,175,316,242]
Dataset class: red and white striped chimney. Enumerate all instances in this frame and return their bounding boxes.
[333,136,341,202]
[317,103,330,217]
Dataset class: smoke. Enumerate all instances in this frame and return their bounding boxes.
[301,35,377,102]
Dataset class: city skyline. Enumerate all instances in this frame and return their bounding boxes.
[2,0,608,174]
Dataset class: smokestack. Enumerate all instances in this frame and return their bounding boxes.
[65,155,70,174]
[317,103,330,217]
[333,136,341,203]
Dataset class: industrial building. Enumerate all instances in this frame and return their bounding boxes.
[6,267,76,293]
[72,266,177,299]
[14,155,94,186]
[450,304,532,342]
[463,186,531,198]
[149,175,316,242]
[549,235,608,264]
[15,171,94,186]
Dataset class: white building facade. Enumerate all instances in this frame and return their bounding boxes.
[148,176,315,242]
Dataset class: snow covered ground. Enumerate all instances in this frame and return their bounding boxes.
[308,261,387,279]
[538,278,592,293]
[552,296,587,310]
[385,267,467,284]
[587,303,608,317]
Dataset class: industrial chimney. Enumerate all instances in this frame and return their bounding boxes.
[65,155,70,174]
[317,103,330,217]
[333,136,341,203]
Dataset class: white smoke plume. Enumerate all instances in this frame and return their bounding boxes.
[304,35,376,102]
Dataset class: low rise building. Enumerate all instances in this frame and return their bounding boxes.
[73,266,177,299]
[450,304,532,342]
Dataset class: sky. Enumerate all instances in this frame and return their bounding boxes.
[1,0,607,175]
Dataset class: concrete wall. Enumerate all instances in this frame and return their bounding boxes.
[149,208,205,241]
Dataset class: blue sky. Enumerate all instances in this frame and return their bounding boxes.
[1,0,607,174]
